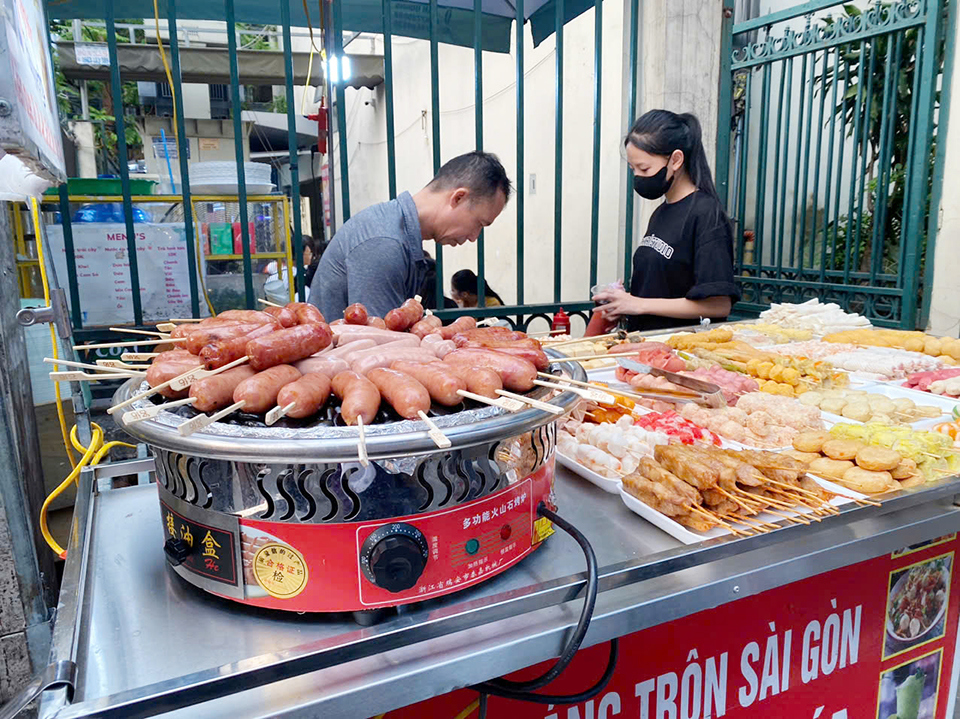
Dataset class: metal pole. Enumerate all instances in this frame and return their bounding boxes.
[167,0,201,317]
[553,0,564,303]
[281,1,305,300]
[430,0,443,309]
[225,0,255,309]
[715,0,735,207]
[383,0,397,200]
[332,0,351,222]
[588,0,602,290]
[73,20,90,120]
[105,5,143,325]
[516,0,525,305]
[622,0,639,287]
[474,0,485,308]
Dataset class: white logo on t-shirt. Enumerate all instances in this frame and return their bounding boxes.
[638,233,674,259]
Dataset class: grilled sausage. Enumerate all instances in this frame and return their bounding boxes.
[411,315,442,338]
[245,323,333,371]
[391,360,466,406]
[199,323,278,370]
[146,352,204,399]
[328,338,376,357]
[332,370,381,425]
[185,322,266,355]
[169,317,238,339]
[189,365,257,412]
[351,347,441,376]
[263,305,298,328]
[367,316,387,329]
[460,342,550,370]
[443,348,537,392]
[344,303,369,325]
[439,316,477,340]
[385,298,424,332]
[367,368,431,419]
[276,372,332,418]
[294,355,349,379]
[233,364,302,413]
[216,310,279,325]
[452,328,528,345]
[443,364,503,399]
[288,302,325,325]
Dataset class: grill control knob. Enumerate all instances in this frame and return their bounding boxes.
[360,523,429,593]
[164,538,191,566]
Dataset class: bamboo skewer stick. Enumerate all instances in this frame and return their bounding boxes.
[537,372,701,401]
[96,359,150,371]
[715,486,757,513]
[265,402,297,426]
[169,318,205,323]
[551,351,648,363]
[533,379,615,404]
[74,338,186,350]
[527,329,568,338]
[495,389,564,415]
[108,356,249,415]
[109,327,170,338]
[43,357,144,376]
[121,352,160,362]
[257,299,283,308]
[418,410,452,449]
[457,389,525,412]
[179,400,246,436]
[156,323,177,332]
[684,504,748,536]
[356,416,369,466]
[545,331,623,347]
[121,397,196,425]
[49,371,137,381]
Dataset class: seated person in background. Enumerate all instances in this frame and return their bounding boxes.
[309,151,512,320]
[302,234,326,288]
[451,269,504,308]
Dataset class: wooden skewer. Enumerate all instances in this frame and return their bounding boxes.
[546,331,622,347]
[121,397,196,425]
[457,389,525,412]
[96,359,150,371]
[414,294,422,303]
[723,514,772,534]
[265,402,297,426]
[43,357,144,376]
[550,352,648,363]
[418,410,452,449]
[169,318,205,323]
[767,489,823,522]
[852,496,883,507]
[121,352,160,362]
[731,513,780,531]
[74,338,186,350]
[356,416,370,466]
[156,322,177,332]
[533,379,616,404]
[716,486,757,513]
[50,371,137,381]
[537,372,700,400]
[742,490,798,511]
[110,327,170,338]
[178,400,246,436]
[528,329,568,338]
[763,507,811,525]
[495,389,564,415]
[107,356,249,415]
[685,504,746,534]
[258,298,283,308]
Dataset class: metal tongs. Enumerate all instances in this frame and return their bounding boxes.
[616,358,726,408]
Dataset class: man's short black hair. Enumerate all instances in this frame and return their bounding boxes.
[427,151,513,201]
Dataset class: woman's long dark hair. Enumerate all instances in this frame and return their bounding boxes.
[451,269,504,305]
[625,110,719,201]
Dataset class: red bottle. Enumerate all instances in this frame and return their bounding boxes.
[551,308,571,335]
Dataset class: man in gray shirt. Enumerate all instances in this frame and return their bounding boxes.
[310,152,512,320]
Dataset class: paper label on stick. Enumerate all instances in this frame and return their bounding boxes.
[265,405,286,425]
[178,414,211,436]
[428,429,452,449]
[170,370,204,391]
[122,408,156,424]
[50,371,87,382]
[122,353,157,362]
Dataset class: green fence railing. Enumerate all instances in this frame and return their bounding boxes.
[717,0,953,329]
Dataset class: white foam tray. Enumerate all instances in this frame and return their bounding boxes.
[557,451,622,493]
[817,383,960,429]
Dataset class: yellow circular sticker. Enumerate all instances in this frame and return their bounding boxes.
[253,543,309,599]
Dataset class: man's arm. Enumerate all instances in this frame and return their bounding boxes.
[344,239,410,317]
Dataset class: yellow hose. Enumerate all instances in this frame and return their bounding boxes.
[32,200,135,558]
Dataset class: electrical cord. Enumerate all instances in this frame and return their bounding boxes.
[470,503,619,712]
[31,199,135,558]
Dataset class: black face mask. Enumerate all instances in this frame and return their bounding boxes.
[633,164,674,200]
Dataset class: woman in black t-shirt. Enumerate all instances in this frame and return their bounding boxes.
[592,110,740,332]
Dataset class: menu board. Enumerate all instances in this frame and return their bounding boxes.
[46,223,203,326]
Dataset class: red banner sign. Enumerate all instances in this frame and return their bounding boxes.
[389,533,960,719]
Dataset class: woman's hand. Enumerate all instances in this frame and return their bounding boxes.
[592,288,645,320]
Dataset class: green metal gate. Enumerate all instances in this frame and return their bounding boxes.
[716,0,955,329]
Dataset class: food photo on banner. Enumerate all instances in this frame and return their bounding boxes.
[876,649,943,719]
[883,553,952,660]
